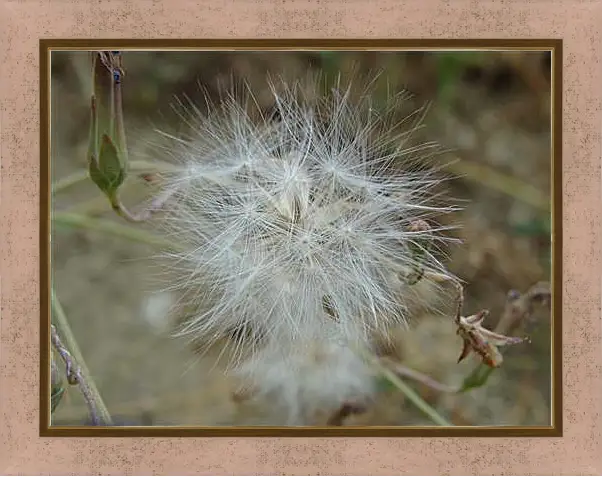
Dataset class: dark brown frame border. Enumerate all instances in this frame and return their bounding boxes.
[40,38,562,437]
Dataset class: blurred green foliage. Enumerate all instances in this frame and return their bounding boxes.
[319,51,489,104]
[432,52,486,103]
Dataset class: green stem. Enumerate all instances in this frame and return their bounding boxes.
[460,363,496,392]
[51,288,114,425]
[445,158,549,211]
[52,160,180,195]
[378,363,453,426]
[359,349,452,426]
[53,212,184,251]
[52,170,90,194]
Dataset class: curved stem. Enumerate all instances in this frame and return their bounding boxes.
[109,186,177,223]
[51,288,113,425]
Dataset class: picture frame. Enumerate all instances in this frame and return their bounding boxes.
[1,1,600,474]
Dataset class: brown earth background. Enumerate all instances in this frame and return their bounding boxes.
[50,50,552,427]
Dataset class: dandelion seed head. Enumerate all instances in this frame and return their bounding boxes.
[152,75,457,377]
[235,337,377,425]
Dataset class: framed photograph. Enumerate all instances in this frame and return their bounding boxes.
[43,41,559,435]
[1,1,600,475]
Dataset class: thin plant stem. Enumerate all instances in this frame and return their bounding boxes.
[51,288,114,425]
[61,194,115,216]
[52,170,91,194]
[51,325,101,424]
[53,212,185,252]
[52,160,179,195]
[445,158,549,211]
[110,186,178,223]
[359,348,453,426]
[377,361,452,426]
[380,357,459,393]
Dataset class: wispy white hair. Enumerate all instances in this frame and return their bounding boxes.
[150,74,457,422]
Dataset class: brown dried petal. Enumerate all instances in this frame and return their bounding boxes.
[456,309,527,368]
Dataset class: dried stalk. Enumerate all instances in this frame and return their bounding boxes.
[51,288,113,425]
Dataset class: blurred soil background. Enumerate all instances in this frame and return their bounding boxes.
[50,50,552,426]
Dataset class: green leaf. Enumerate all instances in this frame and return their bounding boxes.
[87,96,99,160]
[51,356,65,414]
[88,134,125,196]
[435,52,486,103]
[88,154,111,194]
[98,134,125,187]
[51,386,65,413]
[459,363,495,392]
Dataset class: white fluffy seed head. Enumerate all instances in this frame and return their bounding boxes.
[149,75,457,417]
[234,336,378,425]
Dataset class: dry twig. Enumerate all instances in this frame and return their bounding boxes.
[51,325,104,425]
[50,289,113,425]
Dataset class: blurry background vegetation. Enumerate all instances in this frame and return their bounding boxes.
[50,50,552,426]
